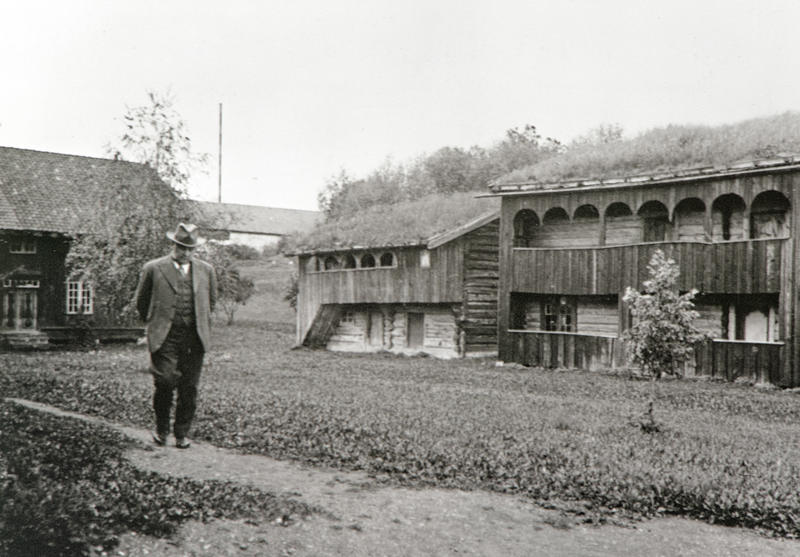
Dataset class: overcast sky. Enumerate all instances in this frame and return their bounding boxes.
[2,1,800,211]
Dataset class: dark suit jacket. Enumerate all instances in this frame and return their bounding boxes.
[135,255,217,353]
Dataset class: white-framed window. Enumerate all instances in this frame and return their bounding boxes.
[66,281,93,315]
[9,238,36,254]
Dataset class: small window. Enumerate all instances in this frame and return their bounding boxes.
[559,303,573,331]
[542,297,575,332]
[66,281,93,315]
[420,250,431,268]
[379,252,395,267]
[340,310,355,324]
[543,303,558,331]
[360,254,376,268]
[9,238,36,254]
[343,254,357,269]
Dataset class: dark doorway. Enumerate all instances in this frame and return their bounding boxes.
[407,312,424,348]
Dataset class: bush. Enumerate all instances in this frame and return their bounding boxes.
[223,243,260,260]
[623,249,710,379]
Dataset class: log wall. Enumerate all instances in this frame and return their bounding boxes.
[461,220,499,356]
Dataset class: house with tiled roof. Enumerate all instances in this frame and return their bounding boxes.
[194,200,321,250]
[0,146,173,347]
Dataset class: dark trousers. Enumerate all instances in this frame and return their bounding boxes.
[150,324,205,438]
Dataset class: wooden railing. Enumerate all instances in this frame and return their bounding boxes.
[511,239,785,295]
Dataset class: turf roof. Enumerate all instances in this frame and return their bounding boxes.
[290,191,499,253]
[495,111,800,186]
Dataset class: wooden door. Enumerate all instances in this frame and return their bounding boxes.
[2,289,38,330]
[407,312,424,348]
[368,311,384,347]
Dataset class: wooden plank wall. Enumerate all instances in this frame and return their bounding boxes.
[512,239,785,295]
[508,331,783,384]
[577,301,618,336]
[693,341,784,385]
[296,243,464,344]
[530,220,600,247]
[461,220,499,355]
[508,331,624,371]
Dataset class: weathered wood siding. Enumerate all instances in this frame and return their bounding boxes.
[324,305,460,358]
[297,243,463,344]
[507,331,783,383]
[694,303,725,337]
[577,300,618,336]
[605,215,641,245]
[497,168,798,385]
[508,331,624,371]
[694,340,784,385]
[461,220,499,355]
[511,239,784,295]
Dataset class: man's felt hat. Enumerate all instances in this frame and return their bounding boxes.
[166,223,204,248]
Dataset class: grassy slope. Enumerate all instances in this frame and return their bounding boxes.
[499,111,800,184]
[2,257,800,537]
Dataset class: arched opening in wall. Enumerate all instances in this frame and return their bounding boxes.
[542,207,569,224]
[750,190,790,239]
[361,253,376,268]
[513,209,540,247]
[673,198,706,241]
[638,200,670,242]
[534,207,570,248]
[572,204,600,247]
[379,252,395,267]
[323,255,339,270]
[343,254,357,269]
[711,194,746,241]
[604,202,634,245]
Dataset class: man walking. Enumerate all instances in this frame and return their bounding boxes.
[135,223,217,449]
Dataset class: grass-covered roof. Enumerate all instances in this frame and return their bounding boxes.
[495,112,800,186]
[288,192,498,253]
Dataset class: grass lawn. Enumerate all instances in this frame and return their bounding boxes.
[3,254,800,545]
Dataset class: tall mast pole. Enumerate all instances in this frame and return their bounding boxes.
[217,102,223,203]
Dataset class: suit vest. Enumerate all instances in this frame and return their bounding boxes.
[172,267,195,327]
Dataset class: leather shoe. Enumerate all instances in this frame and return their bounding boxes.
[152,431,167,446]
[175,437,191,449]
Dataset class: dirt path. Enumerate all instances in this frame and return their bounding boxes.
[8,397,800,557]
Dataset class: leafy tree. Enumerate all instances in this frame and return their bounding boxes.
[66,90,208,325]
[570,123,624,147]
[317,169,356,220]
[66,176,190,325]
[492,124,564,174]
[106,90,208,195]
[197,243,255,325]
[315,123,564,221]
[283,273,299,311]
[622,249,710,379]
